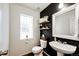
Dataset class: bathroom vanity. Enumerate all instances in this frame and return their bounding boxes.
[52,4,79,41]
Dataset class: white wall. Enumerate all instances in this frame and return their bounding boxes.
[0,3,9,52]
[0,4,2,51]
[9,4,40,55]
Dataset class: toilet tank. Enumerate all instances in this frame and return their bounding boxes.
[40,40,47,48]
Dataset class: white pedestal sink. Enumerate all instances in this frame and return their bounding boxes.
[49,41,77,56]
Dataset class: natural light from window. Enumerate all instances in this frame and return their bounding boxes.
[20,14,33,40]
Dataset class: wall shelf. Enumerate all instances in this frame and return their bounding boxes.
[40,28,50,30]
[40,17,51,39]
[40,21,49,24]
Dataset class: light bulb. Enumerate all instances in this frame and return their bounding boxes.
[59,3,64,9]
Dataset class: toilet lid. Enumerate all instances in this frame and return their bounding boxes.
[32,46,43,53]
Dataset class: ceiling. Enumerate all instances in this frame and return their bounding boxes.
[18,3,50,12]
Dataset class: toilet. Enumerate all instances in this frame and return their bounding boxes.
[32,40,47,56]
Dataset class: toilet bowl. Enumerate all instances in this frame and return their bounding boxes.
[32,39,47,56]
[32,46,43,56]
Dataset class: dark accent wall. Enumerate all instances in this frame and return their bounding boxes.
[40,3,79,56]
[40,3,75,41]
[40,3,74,18]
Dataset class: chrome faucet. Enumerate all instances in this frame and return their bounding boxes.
[63,42,67,44]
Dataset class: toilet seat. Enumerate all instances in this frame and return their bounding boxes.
[32,46,43,54]
[32,40,47,56]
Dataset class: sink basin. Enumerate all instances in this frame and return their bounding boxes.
[49,41,77,56]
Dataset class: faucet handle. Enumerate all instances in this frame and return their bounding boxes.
[63,42,67,44]
[58,40,60,42]
[58,40,62,43]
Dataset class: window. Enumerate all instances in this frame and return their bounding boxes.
[20,14,33,40]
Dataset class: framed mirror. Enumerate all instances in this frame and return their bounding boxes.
[52,4,79,41]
